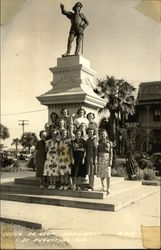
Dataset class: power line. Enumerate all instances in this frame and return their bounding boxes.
[8,127,21,131]
[1,109,47,116]
[18,120,29,135]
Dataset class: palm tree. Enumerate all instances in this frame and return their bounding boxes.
[11,138,20,158]
[0,124,9,140]
[0,124,10,151]
[20,132,38,153]
[94,75,136,167]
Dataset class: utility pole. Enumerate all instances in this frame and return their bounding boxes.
[18,120,29,135]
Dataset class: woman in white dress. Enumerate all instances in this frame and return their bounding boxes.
[74,108,88,128]
[43,129,59,189]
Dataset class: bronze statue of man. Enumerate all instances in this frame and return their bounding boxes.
[60,2,89,56]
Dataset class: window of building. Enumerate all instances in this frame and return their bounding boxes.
[153,108,161,122]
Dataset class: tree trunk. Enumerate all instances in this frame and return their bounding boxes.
[28,145,31,154]
[109,111,117,168]
[15,143,18,159]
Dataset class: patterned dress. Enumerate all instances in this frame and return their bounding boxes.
[58,139,72,176]
[71,139,86,177]
[86,137,97,175]
[97,140,112,178]
[43,139,59,176]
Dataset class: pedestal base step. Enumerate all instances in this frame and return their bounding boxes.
[0,180,141,199]
[14,176,125,187]
[0,186,158,211]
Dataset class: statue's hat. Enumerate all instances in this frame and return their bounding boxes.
[73,2,83,11]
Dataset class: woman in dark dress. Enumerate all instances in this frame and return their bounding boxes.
[86,128,97,190]
[34,130,46,188]
[71,129,86,190]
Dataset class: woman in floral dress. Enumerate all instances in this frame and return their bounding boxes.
[58,129,73,190]
[43,129,59,189]
[97,130,113,195]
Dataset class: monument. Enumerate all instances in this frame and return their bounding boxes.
[37,2,106,124]
[60,2,89,56]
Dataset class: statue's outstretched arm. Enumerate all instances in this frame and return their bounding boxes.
[60,3,72,19]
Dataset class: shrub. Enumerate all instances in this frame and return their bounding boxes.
[136,168,144,180]
[111,163,128,177]
[111,168,120,177]
[139,159,153,169]
[136,168,156,180]
[143,168,156,180]
[134,152,144,162]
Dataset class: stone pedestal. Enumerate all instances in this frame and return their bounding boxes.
[37,55,106,123]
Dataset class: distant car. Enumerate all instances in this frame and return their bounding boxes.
[151,153,161,175]
[18,154,31,160]
[18,154,26,160]
[134,152,153,169]
[0,154,16,168]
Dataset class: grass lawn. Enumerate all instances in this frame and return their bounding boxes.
[0,170,35,179]
[0,160,35,179]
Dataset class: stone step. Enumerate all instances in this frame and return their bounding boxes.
[0,180,141,199]
[14,176,125,187]
[0,186,158,211]
[0,182,104,199]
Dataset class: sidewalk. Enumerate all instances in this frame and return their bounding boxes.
[1,188,160,249]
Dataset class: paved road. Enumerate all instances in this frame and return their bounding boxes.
[1,188,160,249]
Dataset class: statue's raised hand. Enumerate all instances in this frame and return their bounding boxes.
[60,3,64,10]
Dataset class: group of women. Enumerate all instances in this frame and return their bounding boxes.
[34,108,113,194]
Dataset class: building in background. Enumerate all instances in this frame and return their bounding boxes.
[136,81,161,153]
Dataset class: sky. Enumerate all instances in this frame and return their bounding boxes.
[1,0,160,149]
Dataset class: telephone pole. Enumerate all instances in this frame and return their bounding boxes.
[18,120,29,135]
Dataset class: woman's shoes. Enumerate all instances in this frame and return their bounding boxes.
[52,185,56,189]
[59,185,64,190]
[64,185,69,190]
[48,185,52,189]
[88,186,94,191]
[40,185,44,189]
[100,186,106,192]
[106,189,111,195]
